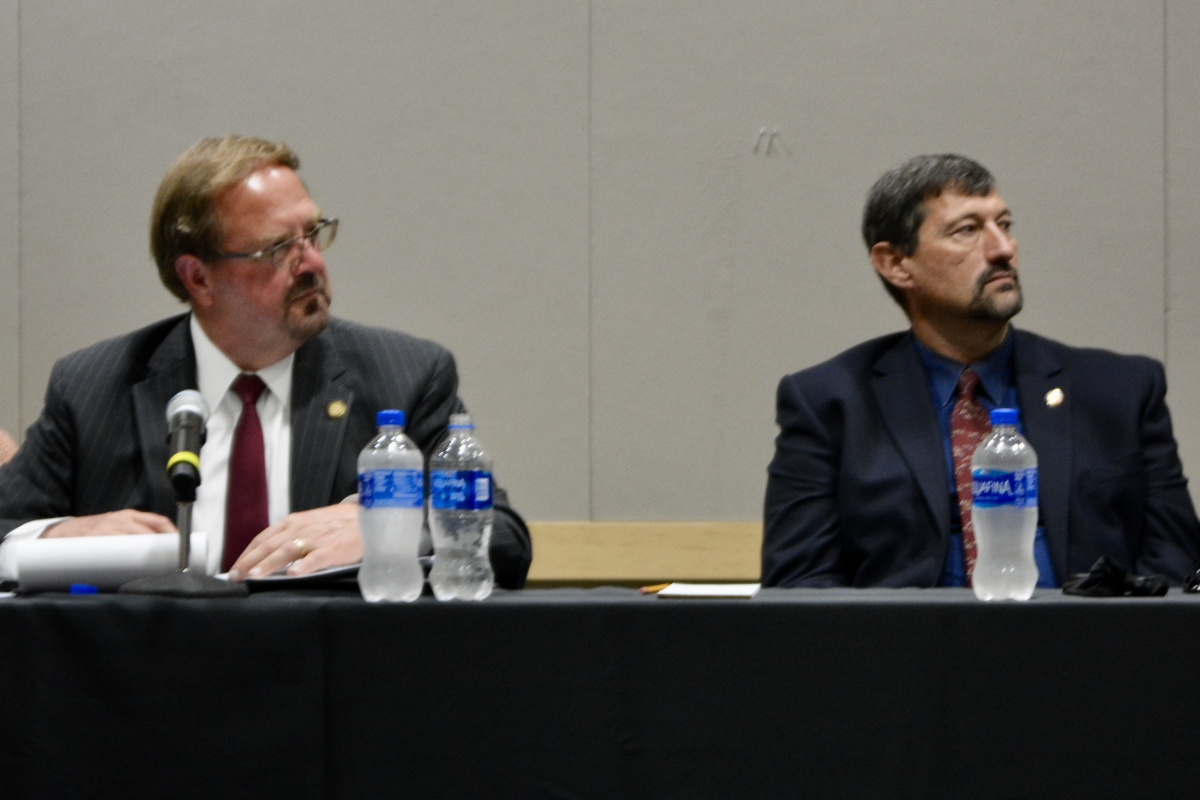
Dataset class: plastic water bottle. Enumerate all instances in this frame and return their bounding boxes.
[970,407,1039,601]
[357,410,425,602]
[428,413,495,600]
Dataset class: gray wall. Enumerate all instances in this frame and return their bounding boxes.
[1,1,1196,522]
[0,1,17,448]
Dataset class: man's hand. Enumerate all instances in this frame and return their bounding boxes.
[0,429,17,465]
[43,509,177,538]
[228,503,361,581]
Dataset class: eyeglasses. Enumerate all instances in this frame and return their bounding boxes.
[210,218,338,271]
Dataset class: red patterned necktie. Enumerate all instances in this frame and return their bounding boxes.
[223,373,269,571]
[951,369,990,584]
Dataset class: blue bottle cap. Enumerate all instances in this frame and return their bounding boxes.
[990,408,1019,426]
[69,583,99,594]
[447,413,474,430]
[376,409,406,427]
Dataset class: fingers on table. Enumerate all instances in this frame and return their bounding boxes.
[45,509,177,537]
[128,510,178,534]
[243,535,334,578]
[231,528,296,579]
[230,505,362,579]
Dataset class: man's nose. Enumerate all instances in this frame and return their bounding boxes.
[291,238,326,275]
[984,223,1016,262]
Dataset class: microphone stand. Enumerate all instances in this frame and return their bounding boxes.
[177,500,193,571]
[119,402,247,597]
[119,498,248,597]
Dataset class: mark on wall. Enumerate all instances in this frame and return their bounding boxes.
[753,127,790,157]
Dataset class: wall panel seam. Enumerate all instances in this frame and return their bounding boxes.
[586,0,594,520]
[1163,0,1170,366]
[14,0,20,438]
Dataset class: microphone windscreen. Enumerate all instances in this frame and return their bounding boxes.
[166,390,210,424]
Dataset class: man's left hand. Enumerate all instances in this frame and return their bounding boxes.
[228,503,362,581]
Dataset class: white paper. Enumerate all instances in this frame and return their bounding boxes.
[0,517,70,581]
[656,582,761,599]
[13,533,207,592]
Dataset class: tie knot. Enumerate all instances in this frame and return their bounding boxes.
[956,368,982,400]
[231,373,267,407]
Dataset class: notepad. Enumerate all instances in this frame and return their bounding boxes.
[656,582,761,599]
[239,563,361,586]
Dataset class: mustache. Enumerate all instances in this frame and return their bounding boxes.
[975,263,1019,292]
[286,273,329,303]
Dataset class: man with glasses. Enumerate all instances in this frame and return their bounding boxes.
[0,136,532,587]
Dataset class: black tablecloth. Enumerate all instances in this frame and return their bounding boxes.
[1,587,1197,799]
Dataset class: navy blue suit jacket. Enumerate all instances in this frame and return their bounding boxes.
[762,329,1200,587]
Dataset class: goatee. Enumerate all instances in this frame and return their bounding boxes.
[968,266,1023,321]
[285,274,331,341]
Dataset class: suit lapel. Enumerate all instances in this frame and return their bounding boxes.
[290,331,354,511]
[870,333,952,543]
[1013,329,1070,579]
[131,316,197,516]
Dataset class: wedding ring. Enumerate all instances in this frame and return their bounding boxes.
[293,538,309,557]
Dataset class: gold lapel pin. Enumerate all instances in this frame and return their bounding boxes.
[327,400,348,419]
[1045,388,1064,408]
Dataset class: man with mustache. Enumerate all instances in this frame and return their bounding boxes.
[762,154,1200,588]
[0,136,532,587]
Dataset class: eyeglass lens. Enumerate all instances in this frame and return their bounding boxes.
[272,221,337,269]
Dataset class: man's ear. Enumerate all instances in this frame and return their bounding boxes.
[175,255,213,308]
[870,242,914,292]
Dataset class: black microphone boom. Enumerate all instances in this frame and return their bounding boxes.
[166,390,209,503]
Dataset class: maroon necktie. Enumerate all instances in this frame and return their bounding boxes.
[951,369,990,584]
[223,374,269,571]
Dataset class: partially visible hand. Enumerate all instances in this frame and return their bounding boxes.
[228,503,361,581]
[0,429,17,465]
[43,509,177,538]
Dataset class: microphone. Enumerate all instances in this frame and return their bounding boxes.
[118,389,246,596]
[165,390,210,503]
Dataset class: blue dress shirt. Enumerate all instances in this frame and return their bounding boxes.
[913,333,1058,588]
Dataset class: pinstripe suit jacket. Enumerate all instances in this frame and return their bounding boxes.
[0,314,532,588]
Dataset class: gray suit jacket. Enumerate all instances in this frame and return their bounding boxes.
[0,314,531,588]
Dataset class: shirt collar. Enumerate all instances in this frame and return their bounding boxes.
[190,314,294,411]
[913,328,1014,410]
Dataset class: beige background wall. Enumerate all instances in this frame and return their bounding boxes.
[0,1,17,446]
[1,1,1197,523]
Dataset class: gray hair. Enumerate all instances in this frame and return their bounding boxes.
[862,154,995,307]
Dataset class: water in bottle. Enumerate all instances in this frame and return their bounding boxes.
[428,413,495,600]
[970,407,1039,601]
[357,409,425,602]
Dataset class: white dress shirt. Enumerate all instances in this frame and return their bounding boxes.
[0,315,294,577]
[191,315,293,573]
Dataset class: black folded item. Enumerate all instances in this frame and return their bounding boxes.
[1184,567,1200,594]
[1062,555,1168,597]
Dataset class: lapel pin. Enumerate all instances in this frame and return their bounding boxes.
[327,400,347,419]
[1045,388,1064,408]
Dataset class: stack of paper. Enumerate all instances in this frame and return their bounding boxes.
[656,582,761,599]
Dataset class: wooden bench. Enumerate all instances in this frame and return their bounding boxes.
[525,521,762,587]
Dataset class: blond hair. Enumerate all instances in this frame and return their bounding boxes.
[150,136,300,301]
